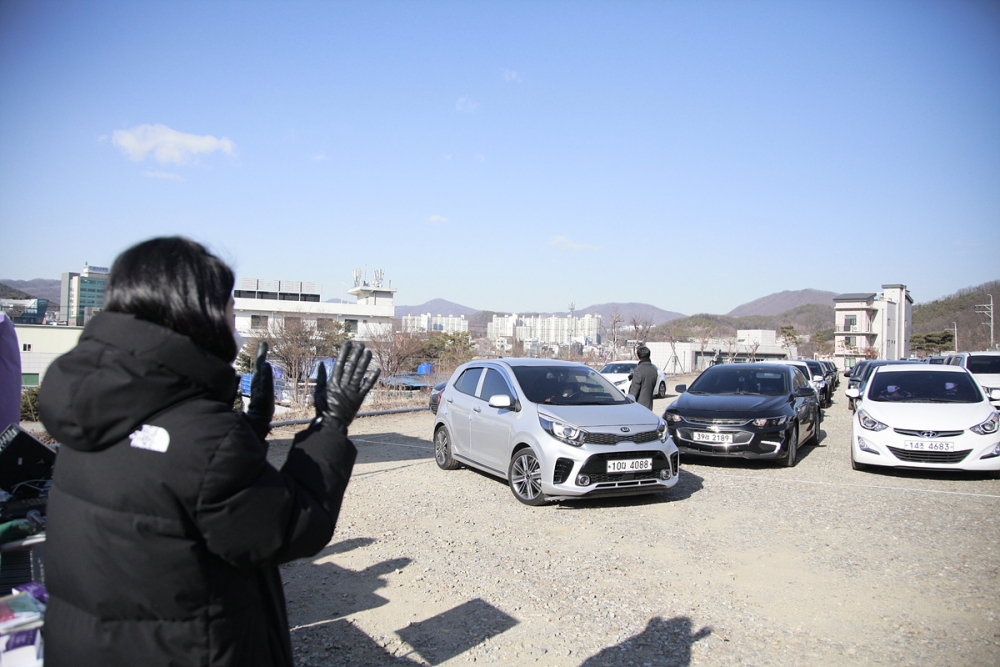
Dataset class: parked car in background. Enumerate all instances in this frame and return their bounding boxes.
[926,355,949,364]
[433,359,679,505]
[771,360,829,408]
[846,360,870,393]
[428,382,446,414]
[818,360,839,390]
[598,361,668,399]
[664,363,821,467]
[845,364,1000,476]
[948,351,1000,410]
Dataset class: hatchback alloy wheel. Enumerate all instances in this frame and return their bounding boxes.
[509,447,545,505]
[434,425,460,470]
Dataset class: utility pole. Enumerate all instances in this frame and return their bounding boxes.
[974,294,994,349]
[953,322,958,352]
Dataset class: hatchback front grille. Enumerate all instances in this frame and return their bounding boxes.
[892,429,964,438]
[886,446,971,464]
[585,429,660,445]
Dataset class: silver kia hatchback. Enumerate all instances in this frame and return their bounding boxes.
[432,358,680,505]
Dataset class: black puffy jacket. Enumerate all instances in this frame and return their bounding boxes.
[38,312,356,667]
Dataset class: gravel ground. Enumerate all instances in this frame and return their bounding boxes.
[267,382,1000,667]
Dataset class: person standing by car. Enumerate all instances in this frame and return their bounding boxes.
[628,345,658,410]
[38,237,380,667]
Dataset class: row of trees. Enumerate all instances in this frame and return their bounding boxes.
[236,319,476,404]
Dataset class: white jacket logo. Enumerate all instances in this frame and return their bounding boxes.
[129,425,171,453]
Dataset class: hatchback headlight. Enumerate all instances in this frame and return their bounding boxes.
[657,418,668,442]
[539,414,586,446]
[970,412,1000,436]
[752,416,789,428]
[857,409,888,432]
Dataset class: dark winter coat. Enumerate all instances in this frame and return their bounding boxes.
[38,312,356,667]
[627,359,659,410]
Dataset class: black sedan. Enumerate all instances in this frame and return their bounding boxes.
[663,363,821,467]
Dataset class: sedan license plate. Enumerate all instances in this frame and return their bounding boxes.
[607,458,652,473]
[693,431,733,444]
[903,440,955,452]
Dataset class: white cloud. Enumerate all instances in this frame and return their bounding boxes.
[112,124,235,164]
[549,235,596,251]
[501,68,521,83]
[455,97,479,113]
[427,215,450,225]
[143,170,183,181]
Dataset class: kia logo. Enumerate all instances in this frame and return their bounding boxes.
[620,427,631,433]
[921,431,938,439]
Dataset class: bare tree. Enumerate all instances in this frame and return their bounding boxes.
[366,327,426,384]
[746,339,761,362]
[628,311,655,348]
[778,325,800,360]
[266,318,321,404]
[724,337,739,364]
[603,308,624,361]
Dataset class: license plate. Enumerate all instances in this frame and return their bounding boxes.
[606,458,652,473]
[902,440,955,452]
[694,431,733,444]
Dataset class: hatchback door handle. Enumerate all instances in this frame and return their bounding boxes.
[473,406,482,413]
[447,397,454,403]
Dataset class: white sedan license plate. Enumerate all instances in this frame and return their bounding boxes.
[607,458,652,473]
[903,440,955,452]
[694,431,733,444]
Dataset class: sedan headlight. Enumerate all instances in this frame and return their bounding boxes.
[539,414,587,446]
[970,412,1000,436]
[751,416,789,428]
[664,412,683,424]
[857,409,888,432]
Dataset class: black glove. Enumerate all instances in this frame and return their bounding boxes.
[314,340,381,433]
[246,341,274,440]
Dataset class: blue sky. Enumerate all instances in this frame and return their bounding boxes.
[1,1,998,315]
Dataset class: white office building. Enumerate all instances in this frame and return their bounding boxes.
[233,276,395,341]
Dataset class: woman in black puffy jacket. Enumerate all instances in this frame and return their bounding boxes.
[38,237,378,667]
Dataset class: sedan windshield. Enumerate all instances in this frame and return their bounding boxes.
[512,366,629,405]
[967,356,1000,374]
[868,371,982,403]
[599,363,636,374]
[688,367,789,396]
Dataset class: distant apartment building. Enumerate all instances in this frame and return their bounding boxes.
[14,324,84,386]
[833,284,912,370]
[233,276,394,341]
[487,313,602,346]
[401,313,469,334]
[60,263,109,325]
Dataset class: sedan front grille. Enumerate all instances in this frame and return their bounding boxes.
[886,446,972,464]
[892,429,964,438]
[585,429,660,445]
[684,417,750,426]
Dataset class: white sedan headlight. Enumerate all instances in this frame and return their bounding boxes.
[857,409,888,432]
[970,412,1000,436]
[539,414,587,446]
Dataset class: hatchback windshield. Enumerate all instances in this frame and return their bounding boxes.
[511,365,628,406]
[868,371,982,403]
[688,367,789,396]
[967,355,1000,374]
[599,363,636,374]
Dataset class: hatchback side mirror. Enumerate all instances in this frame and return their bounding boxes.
[845,387,860,399]
[488,394,513,409]
[674,384,687,394]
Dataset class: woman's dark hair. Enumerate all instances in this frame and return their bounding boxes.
[105,237,237,362]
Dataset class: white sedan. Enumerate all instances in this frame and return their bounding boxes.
[845,364,1000,476]
[598,361,668,399]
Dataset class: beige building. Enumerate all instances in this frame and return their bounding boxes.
[14,324,84,386]
[833,284,912,371]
